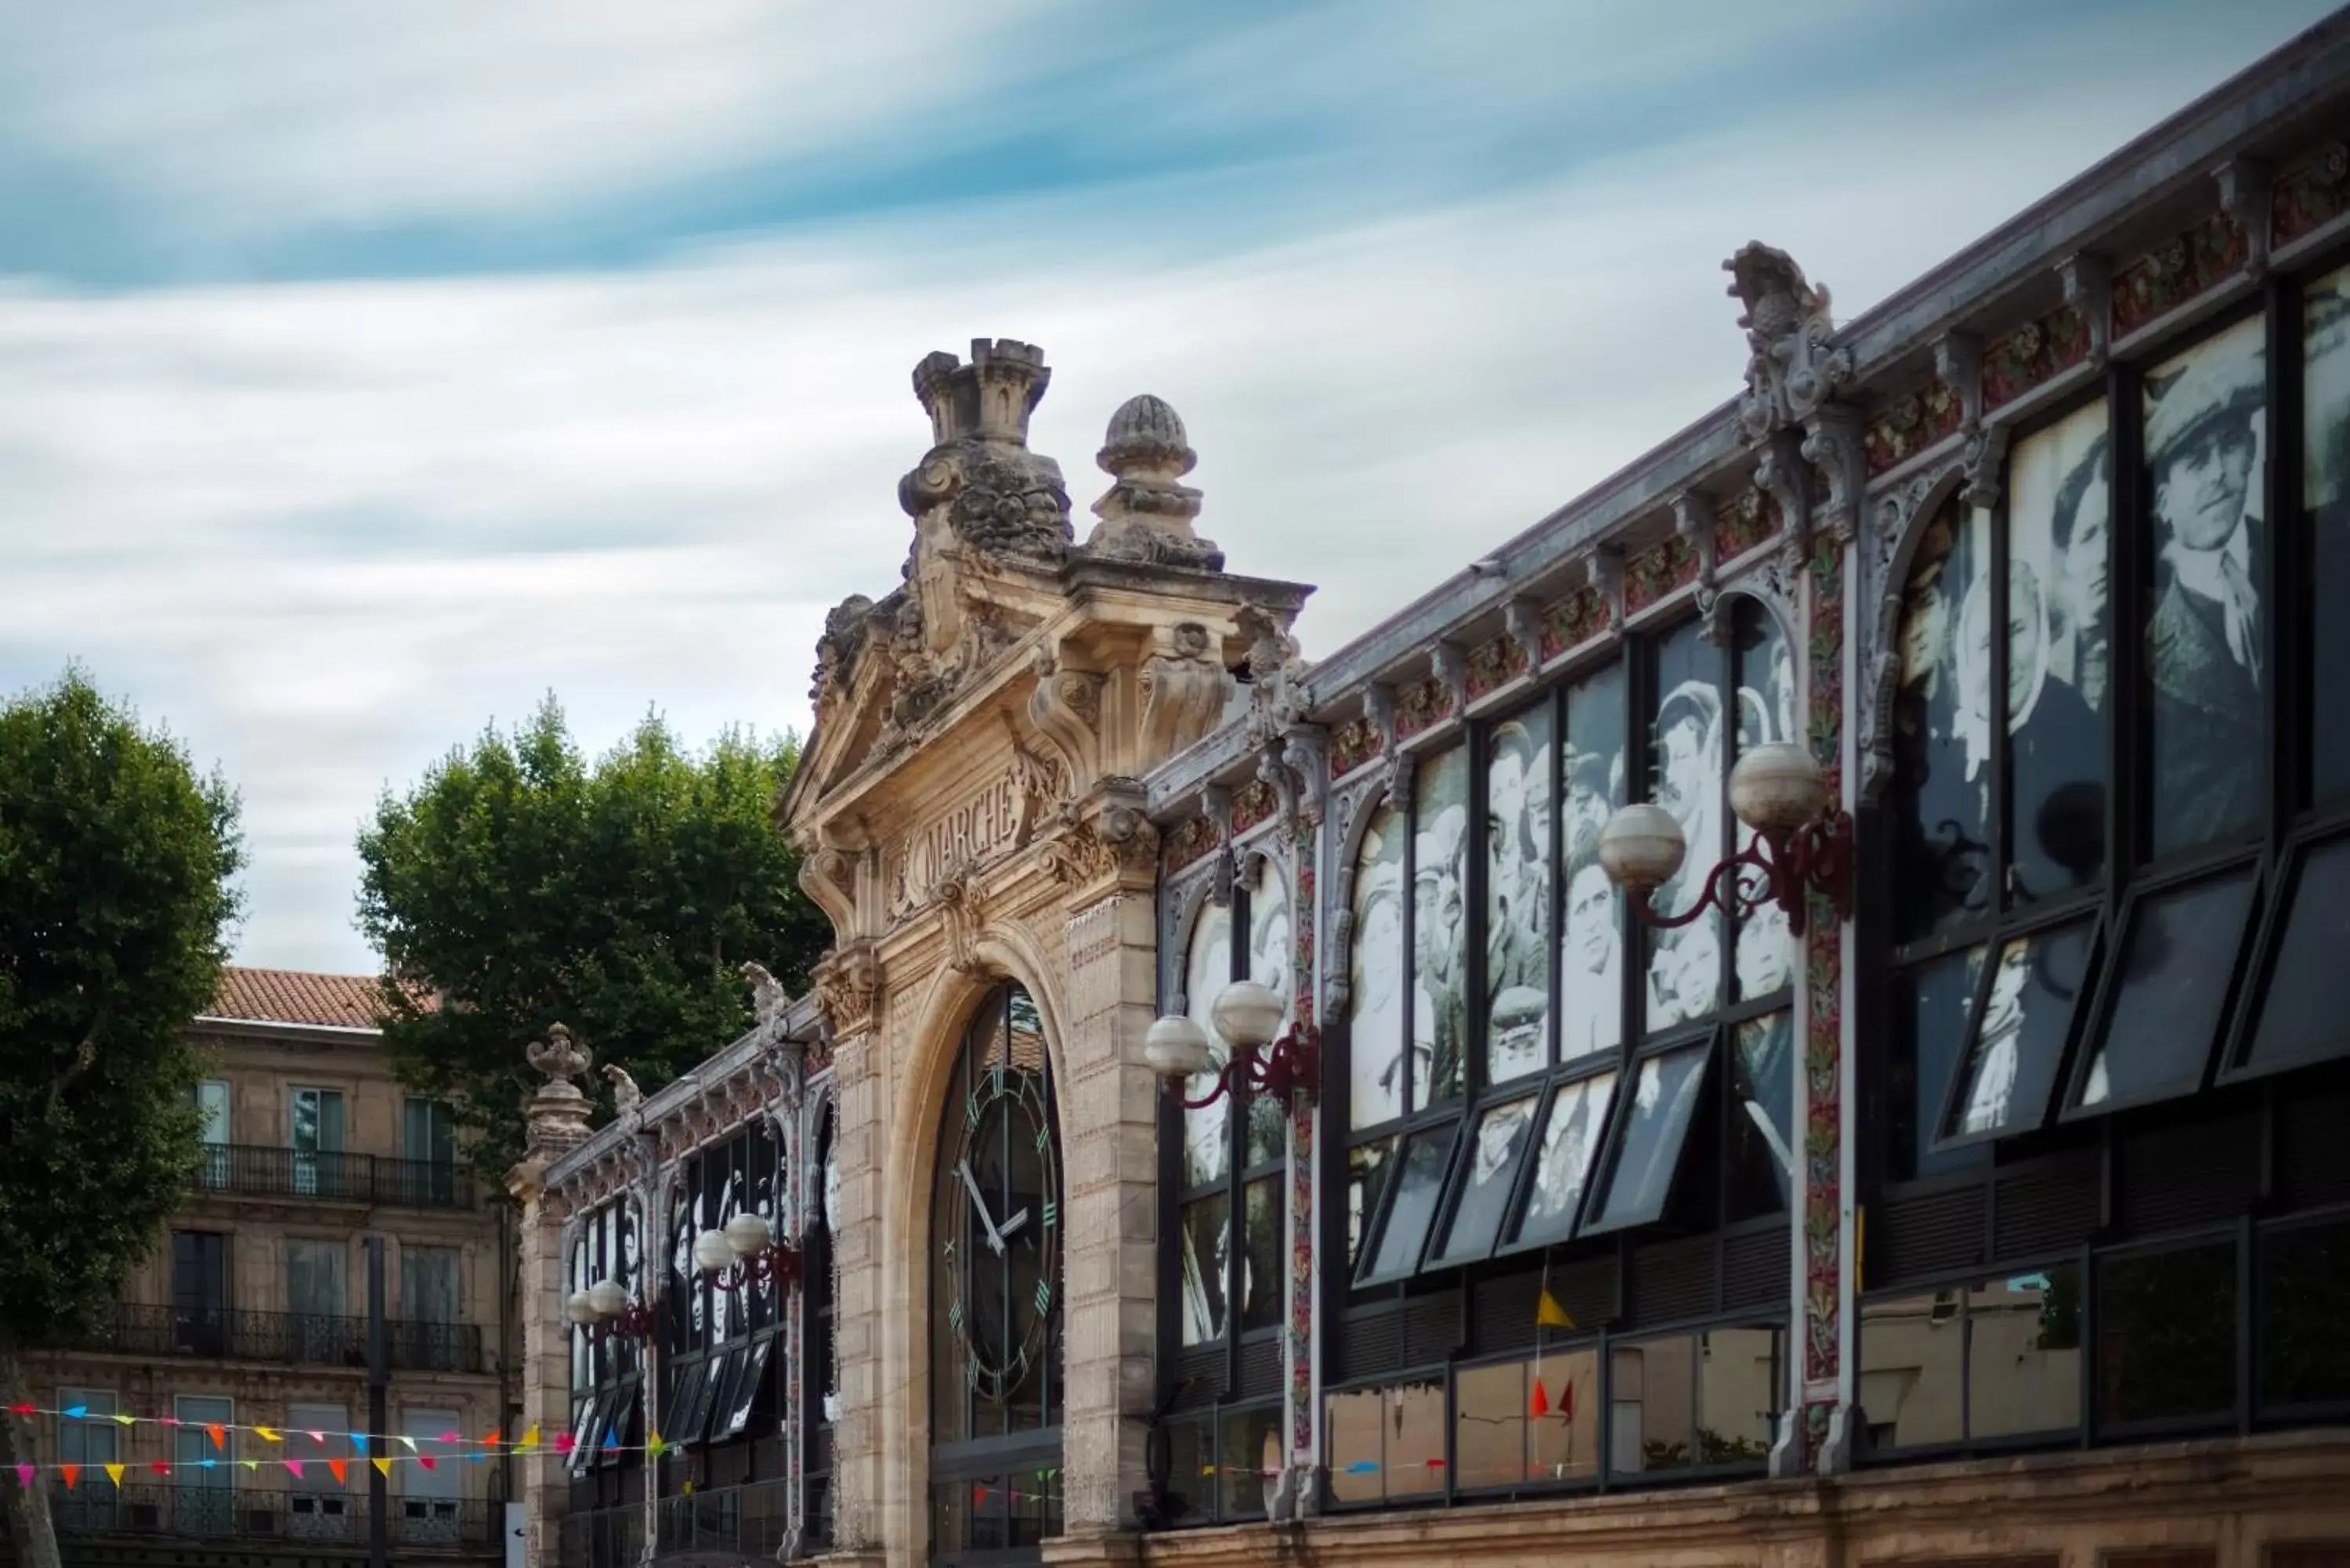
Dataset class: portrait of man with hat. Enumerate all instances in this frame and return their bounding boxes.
[2303,268,2350,799]
[2142,317,2266,851]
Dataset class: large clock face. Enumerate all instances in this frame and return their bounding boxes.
[946,1058,1058,1404]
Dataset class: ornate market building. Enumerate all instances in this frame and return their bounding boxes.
[517,13,2350,1567]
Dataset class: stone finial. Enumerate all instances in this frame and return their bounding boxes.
[522,1023,595,1158]
[913,338,1051,449]
[1084,393,1224,570]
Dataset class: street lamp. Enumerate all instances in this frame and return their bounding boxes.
[1144,979,1319,1109]
[566,1277,656,1341]
[1596,740,1854,937]
[693,1212,801,1293]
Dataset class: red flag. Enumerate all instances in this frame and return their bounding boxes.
[59,1465,79,1491]
[328,1459,349,1485]
[1561,1381,1575,1422]
[5,1404,31,1416]
[418,1455,438,1472]
[207,1423,226,1451]
[1529,1378,1549,1418]
[149,1461,171,1476]
[555,1433,577,1455]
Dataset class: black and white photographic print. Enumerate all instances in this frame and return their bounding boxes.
[2006,401,2111,902]
[1433,1096,1535,1263]
[1181,902,1233,1190]
[1512,1068,1617,1245]
[1893,497,1993,938]
[1646,621,1724,1030]
[1595,1046,1706,1229]
[1727,1013,1794,1214]
[1948,923,2090,1140]
[1486,710,1553,1086]
[1245,857,1293,1165]
[2142,313,2268,855]
[2305,265,2350,802]
[1560,665,1628,1063]
[1349,802,1407,1129]
[1733,601,1795,1003]
[1179,1192,1230,1346]
[1413,746,1473,1106]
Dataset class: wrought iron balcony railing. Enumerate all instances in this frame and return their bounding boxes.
[47,1483,500,1550]
[192,1143,475,1209]
[63,1304,485,1375]
[558,1503,645,1568]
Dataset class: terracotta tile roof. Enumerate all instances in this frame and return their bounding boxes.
[207,966,387,1031]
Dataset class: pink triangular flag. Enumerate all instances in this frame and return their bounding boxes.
[285,1460,305,1480]
[13,1464,33,1488]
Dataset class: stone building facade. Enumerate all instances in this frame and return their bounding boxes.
[526,13,2350,1568]
[10,966,512,1566]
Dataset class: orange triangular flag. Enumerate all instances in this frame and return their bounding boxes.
[207,1422,225,1451]
[371,1458,392,1479]
[1529,1378,1549,1418]
[103,1464,125,1488]
[60,1465,79,1491]
[483,1427,501,1447]
[328,1458,349,1484]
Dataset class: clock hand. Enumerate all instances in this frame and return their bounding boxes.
[956,1158,1007,1256]
[996,1207,1030,1242]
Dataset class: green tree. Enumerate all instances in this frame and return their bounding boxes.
[0,670,244,1568]
[357,697,828,1172]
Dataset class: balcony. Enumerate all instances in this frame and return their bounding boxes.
[193,1143,476,1209]
[62,1304,486,1375]
[46,1483,500,1552]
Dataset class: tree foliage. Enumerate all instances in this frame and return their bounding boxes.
[357,697,828,1172]
[0,669,244,1339]
[0,669,244,1568]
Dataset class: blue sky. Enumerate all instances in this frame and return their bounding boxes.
[0,0,2337,972]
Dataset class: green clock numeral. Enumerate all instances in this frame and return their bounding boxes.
[966,1092,981,1128]
[991,1063,1005,1096]
[947,1302,964,1333]
[967,1358,982,1390]
[1041,1200,1058,1230]
[1033,1279,1051,1315]
[1034,1124,1049,1152]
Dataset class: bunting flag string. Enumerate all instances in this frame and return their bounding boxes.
[1,1402,586,1458]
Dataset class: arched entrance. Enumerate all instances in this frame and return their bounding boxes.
[928,981,1063,1563]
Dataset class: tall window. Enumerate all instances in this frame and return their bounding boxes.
[193,1082,230,1190]
[285,1238,348,1363]
[172,1230,230,1357]
[1160,856,1289,1526]
[290,1086,346,1198]
[1314,599,1795,1512]
[1867,262,2350,1458]
[660,1120,784,1479]
[931,983,1061,1562]
[803,1101,837,1554]
[56,1389,118,1530]
[174,1395,233,1535]
[568,1198,643,1483]
[404,1098,459,1205]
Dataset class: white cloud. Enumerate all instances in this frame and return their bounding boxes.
[0,5,2335,970]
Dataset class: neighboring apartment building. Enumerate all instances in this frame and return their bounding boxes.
[514,13,2350,1568]
[12,966,515,1566]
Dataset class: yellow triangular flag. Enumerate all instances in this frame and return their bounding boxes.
[1535,1288,1575,1330]
[110,1413,136,1426]
[104,1464,125,1488]
[239,1460,259,1472]
[519,1423,540,1450]
[372,1458,393,1479]
[254,1425,281,1443]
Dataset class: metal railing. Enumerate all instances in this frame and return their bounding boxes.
[193,1143,475,1209]
[558,1504,645,1568]
[653,1479,790,1561]
[64,1304,485,1374]
[48,1484,500,1549]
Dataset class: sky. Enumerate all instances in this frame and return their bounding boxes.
[0,0,2338,974]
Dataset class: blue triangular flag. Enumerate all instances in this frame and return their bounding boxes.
[63,1406,86,1420]
[602,1428,619,1451]
[351,1434,368,1454]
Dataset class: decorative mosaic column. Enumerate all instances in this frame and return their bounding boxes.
[1799,532,1853,1470]
[1284,815,1319,1515]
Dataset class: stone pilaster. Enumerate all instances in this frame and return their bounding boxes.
[508,1025,596,1568]
[1058,893,1160,1538]
[827,1027,886,1555]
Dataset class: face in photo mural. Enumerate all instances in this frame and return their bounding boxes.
[1412,748,1473,1106]
[1485,714,1554,1088]
[1645,630,1725,1031]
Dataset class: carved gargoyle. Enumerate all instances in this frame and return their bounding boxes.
[1726,241,1854,443]
[740,959,792,1040]
[600,1063,642,1112]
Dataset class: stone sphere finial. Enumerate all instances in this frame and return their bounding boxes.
[1098,394,1196,481]
[526,1021,592,1087]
